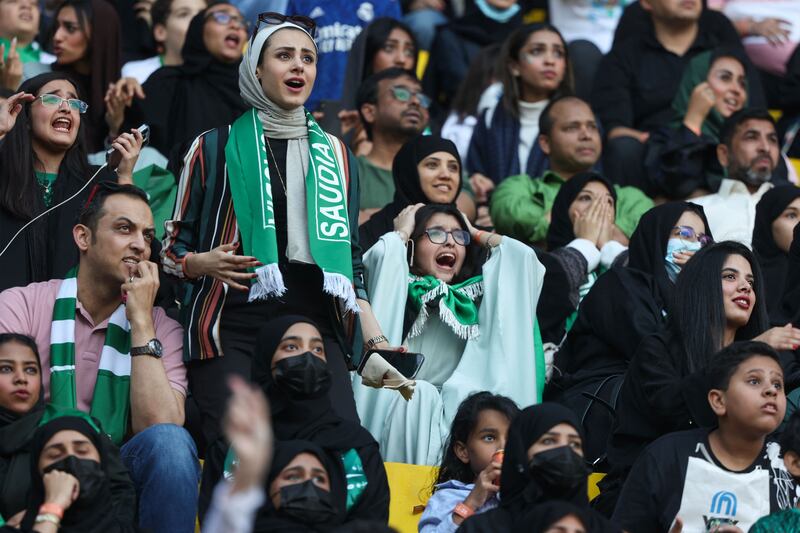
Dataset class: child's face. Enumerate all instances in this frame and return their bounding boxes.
[455,409,511,475]
[711,355,785,435]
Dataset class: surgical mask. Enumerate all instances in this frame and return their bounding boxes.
[273,352,332,399]
[474,0,520,23]
[277,479,338,525]
[664,238,703,282]
[528,446,590,496]
[43,455,106,505]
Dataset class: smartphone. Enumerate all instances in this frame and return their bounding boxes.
[359,349,425,380]
[106,124,151,169]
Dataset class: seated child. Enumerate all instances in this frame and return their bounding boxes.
[612,341,797,533]
[418,392,520,532]
[750,410,800,532]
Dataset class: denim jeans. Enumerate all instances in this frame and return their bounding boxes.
[120,423,201,533]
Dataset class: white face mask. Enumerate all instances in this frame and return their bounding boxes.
[664,238,703,282]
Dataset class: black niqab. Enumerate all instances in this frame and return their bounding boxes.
[358,135,462,252]
[546,172,616,251]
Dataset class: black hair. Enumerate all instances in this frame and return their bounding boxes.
[433,391,520,489]
[0,87,15,99]
[671,241,769,374]
[780,410,800,456]
[450,43,501,121]
[720,108,776,147]
[361,17,418,80]
[356,67,418,141]
[78,183,150,233]
[706,340,780,390]
[538,94,591,137]
[499,23,573,119]
[0,333,41,369]
[47,0,92,55]
[409,203,484,283]
[151,0,172,29]
[0,73,89,220]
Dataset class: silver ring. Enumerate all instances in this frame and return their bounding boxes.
[129,276,134,284]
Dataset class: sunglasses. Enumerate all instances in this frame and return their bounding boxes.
[672,225,713,247]
[36,94,88,114]
[205,10,246,28]
[390,85,431,109]
[252,11,317,40]
[424,228,470,246]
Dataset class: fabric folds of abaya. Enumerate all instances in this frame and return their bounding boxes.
[545,202,711,462]
[545,172,617,251]
[19,414,138,533]
[252,315,390,523]
[253,440,345,533]
[510,501,591,533]
[127,8,246,156]
[458,403,620,533]
[359,135,462,252]
[51,0,121,152]
[753,185,800,323]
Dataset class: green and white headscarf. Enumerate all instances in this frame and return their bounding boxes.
[407,274,484,340]
[49,270,131,444]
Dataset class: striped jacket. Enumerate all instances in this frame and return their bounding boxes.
[161,125,367,361]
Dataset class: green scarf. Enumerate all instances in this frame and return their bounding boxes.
[49,270,131,444]
[225,108,358,311]
[407,275,483,340]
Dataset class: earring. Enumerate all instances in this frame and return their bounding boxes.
[408,239,415,269]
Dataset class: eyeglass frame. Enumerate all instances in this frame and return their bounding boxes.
[251,11,317,41]
[389,84,431,109]
[671,225,713,246]
[423,228,471,246]
[35,94,88,114]
[205,10,247,29]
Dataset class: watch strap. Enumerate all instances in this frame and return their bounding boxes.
[453,502,475,520]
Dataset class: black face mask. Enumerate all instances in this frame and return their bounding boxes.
[277,479,338,525]
[43,455,107,505]
[273,352,332,399]
[528,445,590,496]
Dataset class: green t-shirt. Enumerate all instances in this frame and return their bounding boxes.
[357,156,394,210]
[0,37,43,64]
[35,171,57,207]
[750,508,800,533]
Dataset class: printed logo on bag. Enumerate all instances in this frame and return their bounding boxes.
[702,491,739,529]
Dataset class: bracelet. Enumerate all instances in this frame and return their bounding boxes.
[485,232,499,248]
[453,502,475,520]
[39,503,64,520]
[35,513,61,526]
[363,334,388,351]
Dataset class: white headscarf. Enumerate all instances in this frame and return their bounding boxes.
[239,21,317,139]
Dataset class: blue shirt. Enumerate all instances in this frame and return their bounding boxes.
[284,0,402,111]
[418,480,499,533]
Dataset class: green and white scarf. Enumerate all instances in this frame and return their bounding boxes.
[49,270,131,444]
[225,108,358,311]
[407,274,484,340]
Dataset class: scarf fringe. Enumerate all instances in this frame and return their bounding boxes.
[407,279,483,339]
[248,264,287,302]
[437,300,481,340]
[323,272,361,313]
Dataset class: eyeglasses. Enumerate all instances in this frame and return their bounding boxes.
[205,10,246,28]
[36,94,88,113]
[672,226,713,246]
[252,11,317,40]
[424,228,470,246]
[390,85,431,109]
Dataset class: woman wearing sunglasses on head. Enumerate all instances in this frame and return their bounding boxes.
[353,202,546,465]
[0,72,143,292]
[123,3,248,157]
[162,11,405,478]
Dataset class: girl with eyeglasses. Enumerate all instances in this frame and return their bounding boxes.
[353,202,546,464]
[161,13,401,510]
[0,72,143,292]
[597,240,800,514]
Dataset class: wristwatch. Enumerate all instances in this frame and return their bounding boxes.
[130,338,163,358]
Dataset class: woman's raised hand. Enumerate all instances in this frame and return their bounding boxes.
[184,242,262,291]
[754,323,800,351]
[573,196,605,247]
[43,470,80,510]
[0,38,23,91]
[0,91,34,138]
[112,128,145,184]
[469,173,495,204]
[224,375,272,494]
[684,81,716,134]
[393,203,424,242]
[104,78,145,137]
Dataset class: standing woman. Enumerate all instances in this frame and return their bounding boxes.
[46,0,122,152]
[466,23,573,207]
[161,14,399,456]
[0,72,142,292]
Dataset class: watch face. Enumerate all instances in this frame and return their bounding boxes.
[148,339,163,357]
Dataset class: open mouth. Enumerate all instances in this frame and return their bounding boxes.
[285,78,306,91]
[762,402,778,414]
[52,116,72,133]
[435,252,456,269]
[733,296,750,310]
[123,257,140,266]
[224,33,241,48]
[433,183,452,193]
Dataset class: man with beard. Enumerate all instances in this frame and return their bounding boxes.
[694,109,781,248]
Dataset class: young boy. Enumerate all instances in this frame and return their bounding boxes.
[611,341,796,533]
[750,410,800,532]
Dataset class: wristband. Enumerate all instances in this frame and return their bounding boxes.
[453,502,475,520]
[39,503,64,519]
[35,513,61,526]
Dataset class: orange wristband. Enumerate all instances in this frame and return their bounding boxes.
[39,503,64,520]
[453,502,475,520]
